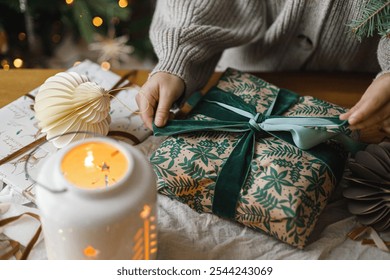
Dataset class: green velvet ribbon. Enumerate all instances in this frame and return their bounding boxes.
[153,87,362,219]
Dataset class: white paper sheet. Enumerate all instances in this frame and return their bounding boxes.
[0,60,151,202]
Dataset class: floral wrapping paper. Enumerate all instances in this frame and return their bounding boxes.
[150,69,350,248]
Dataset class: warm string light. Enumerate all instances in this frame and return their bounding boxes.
[1,59,10,70]
[0,58,24,69]
[13,58,23,68]
[92,16,103,27]
[65,0,74,5]
[100,61,111,70]
[118,0,128,8]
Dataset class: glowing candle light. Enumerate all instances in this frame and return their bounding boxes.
[61,142,128,189]
[35,137,158,259]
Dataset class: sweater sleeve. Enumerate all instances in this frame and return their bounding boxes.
[149,0,265,99]
[376,36,390,78]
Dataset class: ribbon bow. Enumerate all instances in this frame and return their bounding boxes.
[154,87,361,219]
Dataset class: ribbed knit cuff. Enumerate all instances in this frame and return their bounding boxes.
[375,69,390,80]
[150,29,222,103]
[377,36,390,72]
[149,0,264,102]
[152,62,218,93]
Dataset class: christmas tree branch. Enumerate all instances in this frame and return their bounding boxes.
[352,1,389,32]
[349,0,390,40]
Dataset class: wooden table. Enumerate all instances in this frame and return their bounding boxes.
[0,69,384,142]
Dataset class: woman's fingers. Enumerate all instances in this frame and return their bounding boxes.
[136,87,158,130]
[340,73,390,134]
[154,91,175,127]
[136,72,185,130]
[381,118,390,134]
[348,102,390,129]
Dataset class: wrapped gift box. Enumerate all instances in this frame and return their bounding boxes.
[151,68,359,248]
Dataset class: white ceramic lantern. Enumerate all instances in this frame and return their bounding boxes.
[36,137,157,260]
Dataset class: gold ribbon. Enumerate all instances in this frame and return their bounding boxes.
[0,212,42,260]
[0,239,22,260]
[348,225,390,252]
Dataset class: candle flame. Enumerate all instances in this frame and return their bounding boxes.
[84,151,94,167]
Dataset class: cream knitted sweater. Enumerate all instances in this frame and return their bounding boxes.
[150,0,390,97]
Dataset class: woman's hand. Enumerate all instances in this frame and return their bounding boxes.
[340,73,390,136]
[136,72,185,130]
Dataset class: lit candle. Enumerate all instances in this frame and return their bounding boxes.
[35,137,157,260]
[61,142,128,189]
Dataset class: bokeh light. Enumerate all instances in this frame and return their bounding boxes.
[92,16,103,27]
[101,61,111,71]
[2,59,10,70]
[18,32,26,41]
[118,0,128,8]
[13,58,23,68]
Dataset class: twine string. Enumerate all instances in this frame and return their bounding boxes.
[105,87,150,116]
